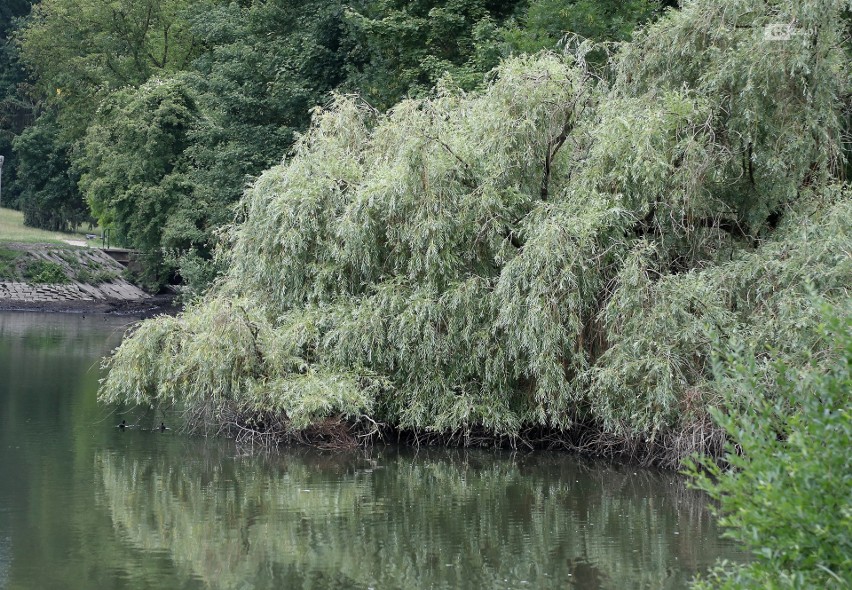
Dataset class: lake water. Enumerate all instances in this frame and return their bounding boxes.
[0,312,743,589]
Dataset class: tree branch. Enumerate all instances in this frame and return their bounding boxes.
[540,75,591,201]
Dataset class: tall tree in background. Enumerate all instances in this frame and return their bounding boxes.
[500,0,661,58]
[172,0,360,290]
[0,0,35,209]
[12,0,200,233]
[13,109,89,230]
[344,0,664,110]
[17,0,199,136]
[79,77,199,286]
[343,0,522,109]
[8,0,668,284]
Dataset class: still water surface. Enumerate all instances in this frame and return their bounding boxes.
[0,312,743,589]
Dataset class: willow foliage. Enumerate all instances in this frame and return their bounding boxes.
[101,0,852,464]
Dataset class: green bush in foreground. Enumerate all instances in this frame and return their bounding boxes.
[688,306,852,589]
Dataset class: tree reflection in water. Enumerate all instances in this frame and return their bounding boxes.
[95,446,738,589]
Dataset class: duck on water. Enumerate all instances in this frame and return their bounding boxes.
[115,420,169,431]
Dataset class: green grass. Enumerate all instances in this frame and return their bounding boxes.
[0,208,112,283]
[0,208,68,244]
[0,248,118,284]
[0,207,101,245]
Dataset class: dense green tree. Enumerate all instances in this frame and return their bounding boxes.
[499,0,662,58]
[17,0,199,134]
[79,77,199,286]
[10,0,201,232]
[170,0,360,291]
[0,0,33,28]
[0,0,35,209]
[100,0,851,467]
[344,0,665,110]
[343,0,523,109]
[13,109,88,231]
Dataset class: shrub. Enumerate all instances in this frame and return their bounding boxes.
[0,248,22,280]
[687,305,852,588]
[75,267,118,285]
[23,259,69,284]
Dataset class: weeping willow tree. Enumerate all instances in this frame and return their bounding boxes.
[101,0,851,466]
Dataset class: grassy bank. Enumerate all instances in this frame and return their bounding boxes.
[0,208,120,286]
[0,207,67,244]
[0,207,99,245]
[0,243,122,285]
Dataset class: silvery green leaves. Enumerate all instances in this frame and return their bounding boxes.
[616,0,849,232]
[100,0,851,463]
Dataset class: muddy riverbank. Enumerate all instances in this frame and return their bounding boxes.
[0,292,179,317]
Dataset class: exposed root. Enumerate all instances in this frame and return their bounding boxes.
[177,401,728,468]
[513,411,728,469]
[387,413,727,469]
[191,403,385,451]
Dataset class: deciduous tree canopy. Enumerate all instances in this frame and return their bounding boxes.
[5,0,662,278]
[101,0,851,471]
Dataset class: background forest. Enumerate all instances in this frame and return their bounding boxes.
[1,0,665,286]
[2,1,851,587]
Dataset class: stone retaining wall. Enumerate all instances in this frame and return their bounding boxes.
[0,280,149,303]
[0,243,151,304]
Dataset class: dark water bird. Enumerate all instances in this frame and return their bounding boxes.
[159,422,168,432]
[117,419,127,430]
